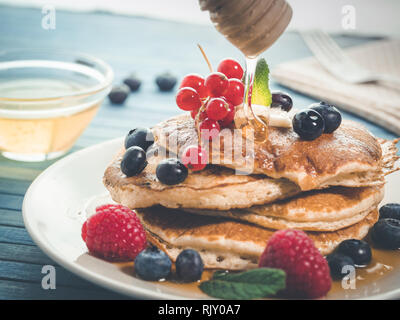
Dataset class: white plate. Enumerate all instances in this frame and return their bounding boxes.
[23,138,400,300]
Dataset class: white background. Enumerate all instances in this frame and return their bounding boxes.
[1,0,399,37]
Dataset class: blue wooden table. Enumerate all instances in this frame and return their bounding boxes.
[0,5,396,299]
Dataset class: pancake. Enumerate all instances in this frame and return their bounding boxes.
[104,137,396,210]
[152,114,399,190]
[136,206,379,270]
[185,185,384,231]
[104,144,301,210]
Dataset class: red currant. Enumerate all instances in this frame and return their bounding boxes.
[219,102,235,127]
[199,118,220,141]
[224,79,244,106]
[181,145,208,171]
[206,98,229,121]
[217,58,244,80]
[179,74,208,99]
[205,72,229,97]
[176,87,201,111]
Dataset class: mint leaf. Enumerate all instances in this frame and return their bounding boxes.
[252,58,272,107]
[199,268,286,300]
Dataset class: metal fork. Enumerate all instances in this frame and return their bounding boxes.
[300,30,400,89]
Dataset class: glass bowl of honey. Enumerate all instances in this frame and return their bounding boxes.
[0,49,113,161]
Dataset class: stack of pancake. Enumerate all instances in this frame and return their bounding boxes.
[104,114,399,270]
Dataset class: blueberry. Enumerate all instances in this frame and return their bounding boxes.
[271,91,293,112]
[123,74,142,92]
[292,109,325,140]
[310,102,342,134]
[379,203,400,221]
[336,239,372,266]
[108,84,130,104]
[156,158,188,185]
[176,249,204,282]
[371,218,400,249]
[155,72,177,92]
[134,246,172,281]
[120,146,147,177]
[326,253,355,280]
[124,127,154,151]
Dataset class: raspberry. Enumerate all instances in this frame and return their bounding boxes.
[82,204,147,261]
[81,221,87,242]
[259,229,331,299]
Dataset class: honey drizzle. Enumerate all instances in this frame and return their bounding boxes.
[241,56,269,142]
[115,244,400,299]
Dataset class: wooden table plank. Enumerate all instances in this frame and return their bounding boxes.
[0,194,23,211]
[0,166,43,182]
[0,179,31,196]
[0,208,24,228]
[0,226,35,246]
[0,279,127,300]
[0,243,55,265]
[0,260,100,290]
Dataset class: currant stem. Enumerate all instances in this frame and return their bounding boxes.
[197,44,213,73]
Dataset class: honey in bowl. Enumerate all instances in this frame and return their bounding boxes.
[0,50,113,161]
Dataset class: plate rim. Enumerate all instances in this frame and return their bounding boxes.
[22,138,400,300]
[22,137,195,300]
